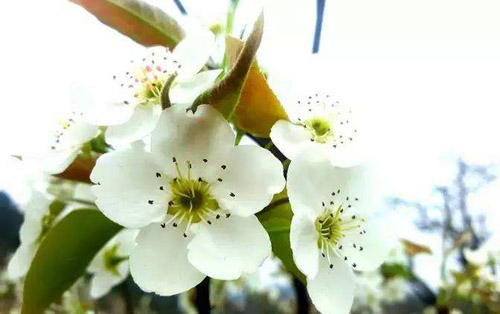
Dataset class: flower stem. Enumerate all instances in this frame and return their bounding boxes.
[195,277,211,314]
[293,278,310,314]
[160,73,178,109]
[258,197,289,216]
[264,141,274,150]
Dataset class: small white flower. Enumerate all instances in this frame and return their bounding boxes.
[91,105,285,296]
[271,92,362,166]
[78,30,221,148]
[287,151,390,314]
[7,192,63,279]
[22,111,99,175]
[88,229,138,299]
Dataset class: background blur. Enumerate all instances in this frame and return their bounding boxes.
[1,0,500,313]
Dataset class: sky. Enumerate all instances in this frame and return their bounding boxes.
[1,0,500,291]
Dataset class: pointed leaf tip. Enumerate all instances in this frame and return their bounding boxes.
[191,12,265,119]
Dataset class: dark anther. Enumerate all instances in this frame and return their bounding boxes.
[339,245,343,250]
[173,223,178,227]
[183,233,187,238]
[221,165,227,170]
[198,177,202,182]
[160,186,164,190]
[207,221,212,225]
[352,263,357,268]
[161,223,165,228]
[344,256,347,261]
[218,178,223,182]
[216,214,220,219]
[168,201,173,206]
[230,192,235,197]
[156,172,161,178]
[329,264,333,269]
[322,202,325,207]
[225,213,231,218]
[172,157,177,162]
[148,200,154,204]
[352,215,356,219]
[203,158,208,162]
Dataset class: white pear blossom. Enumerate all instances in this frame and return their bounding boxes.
[286,151,390,314]
[7,192,66,279]
[22,110,99,175]
[88,229,138,299]
[91,105,285,296]
[270,92,363,167]
[77,30,221,147]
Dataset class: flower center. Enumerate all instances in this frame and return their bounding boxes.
[103,244,127,276]
[316,205,366,269]
[137,76,165,104]
[304,116,333,143]
[162,159,221,237]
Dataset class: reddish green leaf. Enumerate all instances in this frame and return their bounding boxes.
[70,0,184,48]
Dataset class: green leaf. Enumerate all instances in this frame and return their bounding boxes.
[22,209,122,314]
[257,191,306,283]
[192,12,264,118]
[70,0,185,49]
[380,263,412,280]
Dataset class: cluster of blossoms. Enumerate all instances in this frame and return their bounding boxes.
[6,16,390,314]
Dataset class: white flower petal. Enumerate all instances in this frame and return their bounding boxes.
[187,215,271,280]
[288,150,375,218]
[338,219,390,272]
[129,223,205,296]
[287,150,337,218]
[70,80,135,126]
[19,192,51,244]
[19,216,43,246]
[90,149,168,228]
[66,121,100,145]
[270,119,314,160]
[7,243,36,279]
[34,149,80,175]
[170,69,222,105]
[290,215,319,278]
[115,229,139,256]
[90,270,128,299]
[105,105,162,148]
[308,255,356,314]
[151,105,235,174]
[173,30,215,80]
[82,101,135,127]
[211,145,285,217]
